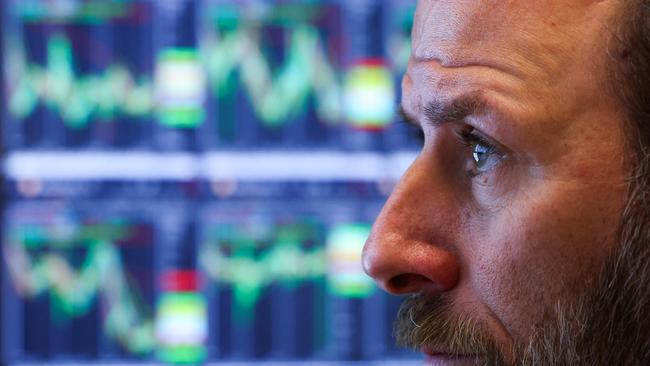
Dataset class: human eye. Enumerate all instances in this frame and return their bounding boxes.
[457,127,505,177]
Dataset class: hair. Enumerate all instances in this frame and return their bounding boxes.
[609,0,650,178]
[550,2,650,364]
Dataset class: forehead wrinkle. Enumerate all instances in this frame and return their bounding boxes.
[409,0,617,88]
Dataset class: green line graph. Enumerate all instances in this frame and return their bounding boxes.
[4,3,414,133]
[203,24,342,126]
[3,237,156,355]
[6,34,154,129]
[199,219,377,327]
[199,221,327,322]
[6,24,343,129]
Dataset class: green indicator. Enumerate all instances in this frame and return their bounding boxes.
[158,346,207,365]
[11,223,131,249]
[155,48,205,128]
[157,108,206,128]
[211,4,324,26]
[156,292,207,364]
[158,48,200,62]
[326,223,376,298]
[387,5,415,74]
[18,1,131,23]
[343,64,395,130]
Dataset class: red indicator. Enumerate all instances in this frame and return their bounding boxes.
[160,270,201,292]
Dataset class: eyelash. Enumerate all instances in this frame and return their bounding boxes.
[399,118,503,178]
[457,128,494,152]
[456,128,502,177]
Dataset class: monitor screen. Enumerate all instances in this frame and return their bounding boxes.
[1,1,420,365]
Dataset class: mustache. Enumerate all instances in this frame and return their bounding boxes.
[394,294,508,364]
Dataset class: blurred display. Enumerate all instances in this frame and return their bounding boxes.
[4,0,156,149]
[198,196,387,361]
[1,0,419,365]
[2,199,158,361]
[200,1,344,148]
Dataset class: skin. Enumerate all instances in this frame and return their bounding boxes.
[362,0,630,364]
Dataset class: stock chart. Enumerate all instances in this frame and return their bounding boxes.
[4,1,155,148]
[2,200,157,361]
[1,0,419,365]
[198,199,382,360]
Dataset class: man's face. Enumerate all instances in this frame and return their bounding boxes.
[362,0,630,364]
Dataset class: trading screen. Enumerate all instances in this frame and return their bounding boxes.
[1,1,420,365]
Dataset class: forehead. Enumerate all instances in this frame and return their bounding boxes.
[404,0,622,141]
[411,0,615,67]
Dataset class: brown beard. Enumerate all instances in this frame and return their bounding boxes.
[394,293,509,365]
[394,173,650,365]
[552,166,650,366]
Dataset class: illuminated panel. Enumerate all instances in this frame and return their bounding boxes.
[156,271,207,364]
[343,59,395,131]
[155,48,206,129]
[326,223,375,298]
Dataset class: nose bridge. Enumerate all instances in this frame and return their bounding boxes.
[363,154,461,294]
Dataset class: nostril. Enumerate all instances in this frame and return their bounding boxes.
[389,274,410,292]
[386,273,432,294]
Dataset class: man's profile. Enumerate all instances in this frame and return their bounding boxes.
[362,1,650,365]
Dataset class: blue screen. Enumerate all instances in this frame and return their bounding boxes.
[1,1,421,365]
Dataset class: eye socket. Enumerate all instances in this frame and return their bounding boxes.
[397,111,505,177]
[459,128,505,177]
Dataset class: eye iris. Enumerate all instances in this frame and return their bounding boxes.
[472,144,491,168]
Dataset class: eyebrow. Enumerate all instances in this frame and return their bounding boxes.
[399,92,489,128]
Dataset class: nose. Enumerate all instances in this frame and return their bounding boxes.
[362,155,461,295]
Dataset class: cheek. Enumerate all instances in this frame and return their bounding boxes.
[466,178,622,339]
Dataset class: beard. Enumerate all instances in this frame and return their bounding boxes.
[394,294,509,365]
[394,175,650,365]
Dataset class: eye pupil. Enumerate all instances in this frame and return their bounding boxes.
[472,144,490,168]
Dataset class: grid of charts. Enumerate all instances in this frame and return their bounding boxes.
[0,1,421,365]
